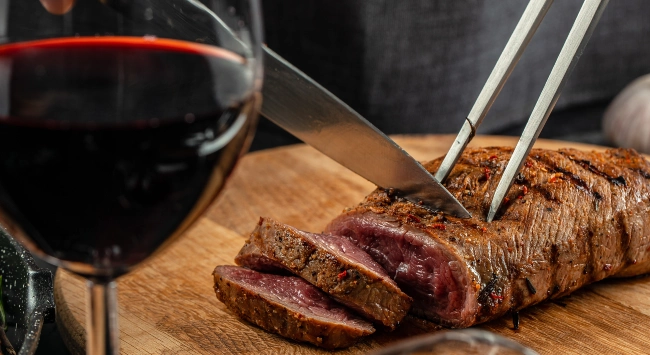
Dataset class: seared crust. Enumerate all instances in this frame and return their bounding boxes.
[235,217,412,329]
[213,265,374,349]
[329,147,650,327]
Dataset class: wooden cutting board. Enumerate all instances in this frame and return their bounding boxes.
[54,135,650,355]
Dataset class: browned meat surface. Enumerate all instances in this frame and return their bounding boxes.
[326,147,650,328]
[235,217,412,329]
[213,265,375,349]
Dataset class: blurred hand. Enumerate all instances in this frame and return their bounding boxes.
[39,0,75,15]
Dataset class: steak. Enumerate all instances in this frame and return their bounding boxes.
[235,217,412,329]
[213,265,375,349]
[326,147,650,327]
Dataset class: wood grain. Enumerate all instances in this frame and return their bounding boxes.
[54,135,650,354]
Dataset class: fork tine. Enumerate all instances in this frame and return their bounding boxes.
[487,0,610,222]
[435,0,554,183]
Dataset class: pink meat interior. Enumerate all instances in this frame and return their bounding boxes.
[326,212,475,324]
[217,265,373,329]
[306,230,394,281]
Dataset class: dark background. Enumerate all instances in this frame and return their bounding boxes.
[253,0,650,151]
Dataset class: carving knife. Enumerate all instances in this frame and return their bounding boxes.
[98,0,470,218]
[260,47,471,218]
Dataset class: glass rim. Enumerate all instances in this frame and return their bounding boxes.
[367,329,539,355]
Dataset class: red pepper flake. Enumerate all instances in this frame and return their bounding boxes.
[481,226,487,233]
[490,292,503,300]
[517,195,523,199]
[337,270,347,280]
[407,214,421,223]
[522,186,528,195]
[430,223,446,231]
[549,173,562,183]
[484,167,491,180]
[489,155,498,160]
[603,264,612,271]
[525,161,533,168]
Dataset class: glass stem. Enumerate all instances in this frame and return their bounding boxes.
[86,278,119,355]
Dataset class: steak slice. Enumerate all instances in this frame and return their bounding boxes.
[235,217,412,329]
[213,265,374,349]
[326,147,650,328]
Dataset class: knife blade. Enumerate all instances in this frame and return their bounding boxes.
[261,47,471,218]
[94,0,468,216]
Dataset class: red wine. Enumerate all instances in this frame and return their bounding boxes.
[0,37,257,276]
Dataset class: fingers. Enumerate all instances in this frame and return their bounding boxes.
[39,0,76,15]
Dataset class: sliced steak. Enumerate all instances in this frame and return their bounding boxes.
[213,265,374,349]
[235,217,412,329]
[326,147,650,327]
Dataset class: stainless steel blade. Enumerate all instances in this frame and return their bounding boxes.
[261,46,471,218]
[434,0,554,183]
[487,0,609,222]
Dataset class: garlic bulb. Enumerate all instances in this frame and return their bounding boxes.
[39,0,76,14]
[603,74,650,154]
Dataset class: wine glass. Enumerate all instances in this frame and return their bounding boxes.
[0,0,262,354]
[368,329,539,355]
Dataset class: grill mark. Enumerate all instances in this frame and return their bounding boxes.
[478,274,498,303]
[533,154,603,200]
[476,155,574,214]
[610,175,627,186]
[477,274,499,317]
[556,167,601,198]
[527,157,571,203]
[531,186,560,203]
[510,157,560,204]
[514,172,526,184]
[530,155,559,174]
[525,277,536,295]
[484,156,566,219]
[606,150,650,177]
[555,168,589,190]
[632,168,650,180]
[510,171,561,205]
[532,154,568,173]
[559,152,627,187]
